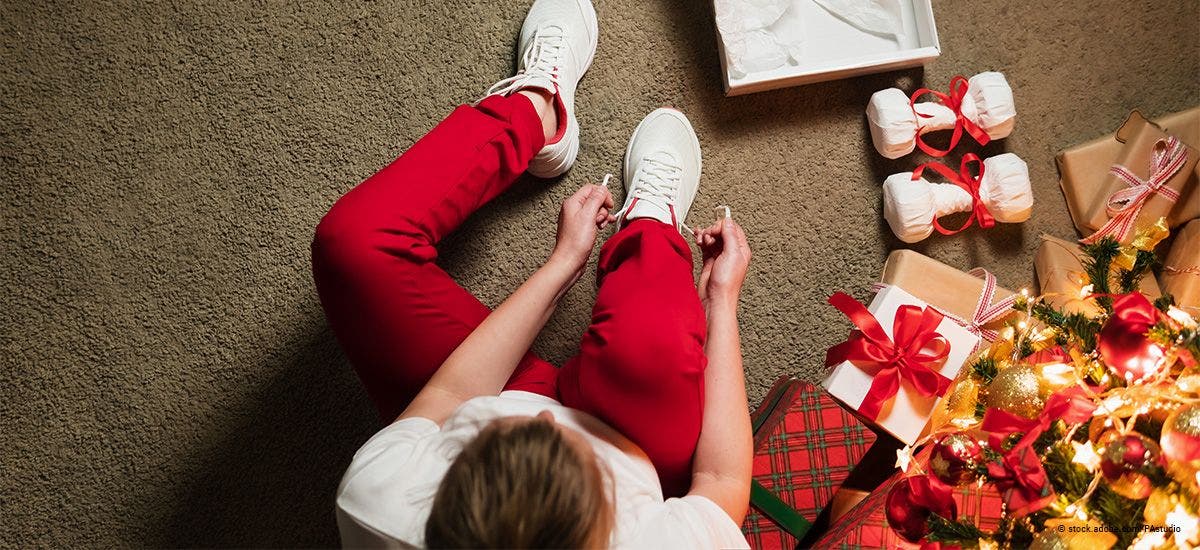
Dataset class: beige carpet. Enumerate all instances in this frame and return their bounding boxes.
[2,0,1197,546]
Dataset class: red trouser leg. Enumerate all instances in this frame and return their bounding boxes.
[311,94,559,421]
[558,219,708,497]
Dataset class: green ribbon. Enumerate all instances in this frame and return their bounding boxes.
[751,480,813,539]
[748,378,814,540]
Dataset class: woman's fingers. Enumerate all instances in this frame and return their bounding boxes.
[582,184,610,213]
[566,184,594,208]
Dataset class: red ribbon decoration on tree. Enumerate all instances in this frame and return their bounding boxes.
[911,153,996,237]
[980,387,1098,517]
[1080,136,1189,244]
[910,75,992,158]
[825,292,953,420]
[984,444,1053,517]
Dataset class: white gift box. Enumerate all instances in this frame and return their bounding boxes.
[822,285,978,445]
[714,0,940,96]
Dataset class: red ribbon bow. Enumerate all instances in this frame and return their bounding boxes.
[910,75,992,158]
[985,443,1054,517]
[981,387,1098,517]
[912,153,996,237]
[1081,136,1189,244]
[825,292,952,420]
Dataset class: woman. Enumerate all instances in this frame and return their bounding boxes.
[311,0,753,546]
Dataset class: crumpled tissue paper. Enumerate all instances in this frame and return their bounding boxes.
[813,0,904,39]
[715,0,804,78]
[716,0,905,79]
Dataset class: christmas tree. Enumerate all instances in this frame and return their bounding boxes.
[891,222,1200,549]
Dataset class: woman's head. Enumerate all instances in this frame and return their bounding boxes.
[425,412,614,549]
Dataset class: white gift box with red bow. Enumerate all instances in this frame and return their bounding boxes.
[822,285,978,445]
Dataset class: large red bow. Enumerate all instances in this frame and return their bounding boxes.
[910,75,992,158]
[912,153,996,236]
[1081,136,1189,244]
[981,388,1097,517]
[825,292,952,420]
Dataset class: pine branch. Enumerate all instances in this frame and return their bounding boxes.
[1030,301,1102,351]
[926,513,986,545]
[971,356,999,385]
[1155,294,1176,311]
[1092,485,1146,549]
[1081,238,1120,311]
[1042,443,1091,500]
[1116,249,1157,293]
[994,516,1035,549]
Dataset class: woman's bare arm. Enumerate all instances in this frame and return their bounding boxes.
[398,184,614,425]
[687,217,753,523]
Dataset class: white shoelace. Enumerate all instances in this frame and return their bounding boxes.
[612,154,692,234]
[484,26,565,99]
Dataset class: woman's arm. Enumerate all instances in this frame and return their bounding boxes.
[398,183,615,425]
[688,217,753,524]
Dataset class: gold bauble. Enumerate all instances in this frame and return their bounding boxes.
[985,365,1045,419]
[1144,488,1173,526]
[946,377,980,418]
[932,377,981,429]
[1040,519,1117,550]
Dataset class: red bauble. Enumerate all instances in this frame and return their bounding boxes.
[929,433,983,486]
[1100,433,1162,500]
[885,475,957,542]
[1098,293,1163,382]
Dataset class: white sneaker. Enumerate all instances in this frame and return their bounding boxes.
[613,108,702,232]
[483,0,598,178]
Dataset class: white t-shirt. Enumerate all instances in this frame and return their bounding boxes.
[336,390,749,549]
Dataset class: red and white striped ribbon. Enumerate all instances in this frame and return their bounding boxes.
[872,268,1015,350]
[1081,136,1189,244]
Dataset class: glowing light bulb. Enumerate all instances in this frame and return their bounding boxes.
[1168,306,1198,328]
[1042,363,1074,386]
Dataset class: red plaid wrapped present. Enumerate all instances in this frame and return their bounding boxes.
[815,450,1003,549]
[741,378,878,549]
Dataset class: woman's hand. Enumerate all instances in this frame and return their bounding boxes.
[694,215,751,308]
[550,183,616,278]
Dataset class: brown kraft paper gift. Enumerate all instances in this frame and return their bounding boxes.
[1161,219,1200,312]
[880,249,1022,336]
[1058,108,1200,239]
[1035,235,1163,316]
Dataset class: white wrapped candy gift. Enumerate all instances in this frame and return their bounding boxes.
[883,153,1033,243]
[867,71,1016,159]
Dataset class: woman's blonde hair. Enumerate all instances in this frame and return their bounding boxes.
[424,416,614,549]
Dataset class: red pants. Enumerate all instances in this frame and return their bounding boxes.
[312,94,707,496]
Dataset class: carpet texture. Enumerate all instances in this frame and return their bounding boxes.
[2,0,1197,546]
